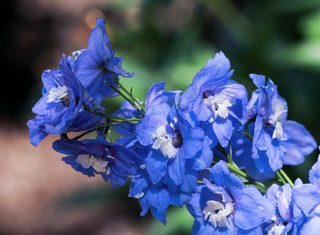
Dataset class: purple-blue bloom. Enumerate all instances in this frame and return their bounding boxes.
[112,81,179,135]
[52,135,143,188]
[128,146,192,225]
[27,55,102,147]
[72,18,134,103]
[290,155,320,234]
[180,52,248,148]
[186,160,274,235]
[264,183,295,234]
[136,102,212,192]
[234,74,317,181]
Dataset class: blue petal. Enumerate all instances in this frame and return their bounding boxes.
[281,120,317,166]
[234,187,274,230]
[87,19,114,63]
[249,74,266,88]
[300,214,320,234]
[292,184,320,217]
[309,156,320,185]
[209,161,245,196]
[105,57,134,78]
[168,154,185,186]
[146,150,168,184]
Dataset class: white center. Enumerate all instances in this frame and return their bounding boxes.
[270,99,287,140]
[265,222,285,235]
[47,85,69,103]
[152,125,178,158]
[203,200,234,228]
[204,93,236,119]
[76,154,110,174]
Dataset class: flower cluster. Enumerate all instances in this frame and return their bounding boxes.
[28,18,319,234]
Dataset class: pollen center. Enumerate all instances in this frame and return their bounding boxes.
[152,125,179,158]
[47,85,70,106]
[76,154,111,174]
[203,91,236,119]
[203,200,234,228]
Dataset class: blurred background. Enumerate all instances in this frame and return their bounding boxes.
[2,0,320,234]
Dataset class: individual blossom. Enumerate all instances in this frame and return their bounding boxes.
[290,155,320,234]
[263,183,295,234]
[27,55,102,147]
[52,135,143,188]
[128,146,193,225]
[186,160,274,235]
[72,18,133,103]
[180,52,248,148]
[136,101,213,193]
[234,74,317,181]
[113,81,180,149]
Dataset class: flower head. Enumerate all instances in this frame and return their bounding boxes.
[187,160,274,234]
[27,55,102,146]
[236,74,317,181]
[180,52,248,147]
[136,103,212,190]
[53,135,143,188]
[72,19,133,103]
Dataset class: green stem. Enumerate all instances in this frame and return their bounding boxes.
[109,73,146,115]
[279,169,294,187]
[276,171,287,185]
[82,102,142,122]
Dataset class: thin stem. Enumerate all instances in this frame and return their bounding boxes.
[237,131,253,141]
[82,101,142,121]
[279,169,294,187]
[112,73,147,113]
[276,171,287,186]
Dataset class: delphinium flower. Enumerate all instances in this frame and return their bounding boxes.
[263,183,295,234]
[136,102,212,189]
[179,52,248,148]
[113,81,179,149]
[72,19,134,103]
[128,146,193,224]
[290,155,320,234]
[127,99,213,223]
[27,55,103,147]
[52,135,143,188]
[231,74,317,181]
[187,160,274,235]
[262,154,320,235]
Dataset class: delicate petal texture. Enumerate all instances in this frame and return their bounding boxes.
[73,19,133,102]
[240,74,316,181]
[52,136,142,188]
[187,160,274,234]
[27,55,102,146]
[282,121,317,165]
[180,52,248,148]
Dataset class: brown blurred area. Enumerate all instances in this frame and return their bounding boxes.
[0,1,148,234]
[0,124,147,235]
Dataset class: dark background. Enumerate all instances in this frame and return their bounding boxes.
[1,0,320,234]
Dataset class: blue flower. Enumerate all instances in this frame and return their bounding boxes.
[136,102,212,192]
[186,160,274,235]
[290,155,320,234]
[27,55,102,146]
[128,146,192,225]
[52,135,143,188]
[180,52,248,148]
[237,74,317,181]
[72,19,133,103]
[112,81,179,135]
[264,183,295,234]
[113,82,180,149]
